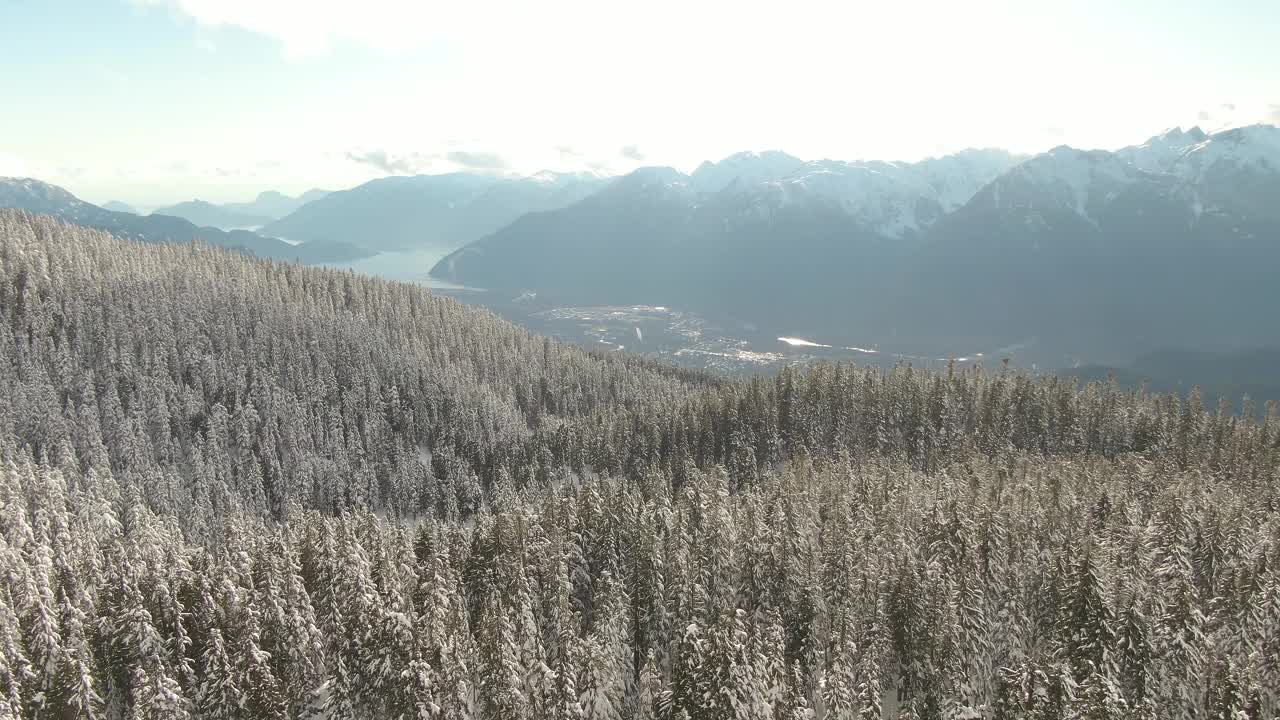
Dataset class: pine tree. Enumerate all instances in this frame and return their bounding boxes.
[1151,503,1207,720]
[58,589,104,719]
[477,589,527,720]
[1074,664,1128,720]
[233,609,288,720]
[631,648,661,720]
[20,570,63,718]
[1059,544,1116,686]
[669,620,709,720]
[1205,656,1255,720]
[0,584,34,720]
[195,627,239,720]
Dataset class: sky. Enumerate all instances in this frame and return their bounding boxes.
[2,0,1278,207]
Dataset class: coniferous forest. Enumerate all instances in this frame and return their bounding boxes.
[3,209,1280,720]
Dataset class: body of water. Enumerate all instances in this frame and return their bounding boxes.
[324,247,469,289]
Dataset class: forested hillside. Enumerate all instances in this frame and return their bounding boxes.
[2,210,1279,719]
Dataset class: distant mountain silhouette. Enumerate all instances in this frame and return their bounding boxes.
[0,177,370,264]
[263,171,607,251]
[151,189,331,229]
[152,199,273,229]
[227,189,330,219]
[1070,347,1280,416]
[102,200,137,214]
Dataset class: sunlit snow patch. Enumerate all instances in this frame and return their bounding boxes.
[778,337,831,348]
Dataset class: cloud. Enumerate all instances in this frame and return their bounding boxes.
[345,150,437,175]
[1221,102,1237,112]
[1197,110,1212,122]
[446,151,508,170]
[619,144,645,161]
[1043,126,1065,137]
[555,145,582,158]
[1269,104,1280,123]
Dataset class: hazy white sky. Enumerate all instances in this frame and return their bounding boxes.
[2,0,1277,206]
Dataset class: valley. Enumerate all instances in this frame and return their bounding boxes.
[435,287,1051,375]
[321,242,1051,373]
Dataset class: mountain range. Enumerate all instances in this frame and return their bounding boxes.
[261,171,609,250]
[430,147,1021,316]
[151,200,275,229]
[151,188,331,229]
[0,178,367,263]
[9,124,1279,367]
[102,200,137,213]
[432,125,1280,365]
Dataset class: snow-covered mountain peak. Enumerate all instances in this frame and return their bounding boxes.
[1176,124,1280,180]
[690,150,804,194]
[527,169,612,185]
[913,148,1023,212]
[986,146,1145,224]
[2,176,72,196]
[626,166,689,185]
[0,176,91,216]
[1159,126,1207,144]
[1020,146,1135,181]
[742,149,1020,238]
[601,167,694,202]
[1117,126,1210,174]
[957,123,1280,231]
[528,169,567,184]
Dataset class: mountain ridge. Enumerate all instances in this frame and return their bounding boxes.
[263,170,609,251]
[148,188,331,229]
[151,199,274,229]
[0,176,370,264]
[432,125,1280,365]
